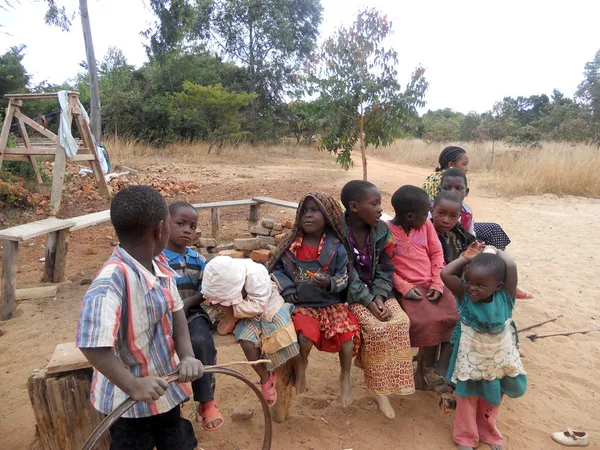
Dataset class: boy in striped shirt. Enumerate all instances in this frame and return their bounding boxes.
[76,186,203,450]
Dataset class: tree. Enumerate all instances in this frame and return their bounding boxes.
[576,49,600,144]
[460,112,481,141]
[0,45,30,98]
[421,109,461,143]
[308,8,427,180]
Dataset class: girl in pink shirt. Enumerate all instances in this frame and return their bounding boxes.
[387,185,459,392]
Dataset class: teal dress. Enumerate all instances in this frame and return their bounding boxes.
[447,289,527,406]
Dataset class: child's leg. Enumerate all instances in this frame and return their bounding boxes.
[453,396,480,449]
[476,398,502,447]
[339,338,353,407]
[109,415,155,450]
[153,405,197,450]
[294,333,313,394]
[239,339,269,383]
[435,342,452,378]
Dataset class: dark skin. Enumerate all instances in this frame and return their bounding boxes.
[80,216,204,405]
[447,153,470,173]
[390,201,441,302]
[440,176,468,202]
[166,206,205,313]
[431,199,462,234]
[346,187,391,322]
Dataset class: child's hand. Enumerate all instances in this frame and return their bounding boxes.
[311,273,331,289]
[426,289,442,302]
[405,288,423,301]
[368,296,391,322]
[129,376,169,405]
[284,294,298,303]
[178,356,204,383]
[462,241,485,261]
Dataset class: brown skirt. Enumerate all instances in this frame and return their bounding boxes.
[349,299,415,396]
[397,285,459,348]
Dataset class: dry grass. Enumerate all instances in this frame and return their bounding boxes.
[370,139,600,198]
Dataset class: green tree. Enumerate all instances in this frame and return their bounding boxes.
[421,109,461,143]
[0,45,30,98]
[460,112,481,141]
[576,49,600,144]
[309,8,427,180]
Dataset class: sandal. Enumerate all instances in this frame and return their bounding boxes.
[516,290,534,300]
[551,429,589,447]
[425,371,456,413]
[198,400,225,432]
[261,372,278,406]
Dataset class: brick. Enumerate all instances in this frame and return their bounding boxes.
[258,235,276,247]
[236,233,254,239]
[272,223,284,231]
[214,243,235,252]
[250,226,271,236]
[267,245,279,254]
[219,249,246,258]
[249,249,270,263]
[197,238,217,248]
[234,237,261,251]
[282,219,294,229]
[270,229,280,237]
[274,233,286,243]
[261,218,275,229]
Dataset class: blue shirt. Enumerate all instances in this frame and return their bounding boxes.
[163,248,207,320]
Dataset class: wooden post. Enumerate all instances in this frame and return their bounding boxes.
[42,229,70,283]
[16,111,43,184]
[249,203,260,223]
[0,101,16,170]
[272,361,294,423]
[79,0,102,143]
[211,207,220,241]
[1,240,18,321]
[74,113,110,200]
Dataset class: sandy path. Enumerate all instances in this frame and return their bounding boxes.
[0,156,598,449]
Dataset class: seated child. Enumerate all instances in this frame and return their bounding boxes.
[271,191,359,407]
[76,186,203,450]
[387,185,459,390]
[201,256,301,406]
[162,201,223,431]
[442,243,527,450]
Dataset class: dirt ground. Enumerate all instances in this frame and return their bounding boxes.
[0,155,599,450]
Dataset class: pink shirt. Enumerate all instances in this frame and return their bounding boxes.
[388,220,445,296]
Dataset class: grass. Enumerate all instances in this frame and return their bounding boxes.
[106,137,600,198]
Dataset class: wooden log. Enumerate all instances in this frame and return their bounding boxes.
[1,240,18,321]
[42,231,58,283]
[16,112,43,184]
[14,110,59,142]
[252,196,299,209]
[272,361,295,423]
[211,207,221,241]
[16,285,58,300]
[0,217,74,242]
[50,142,67,215]
[27,368,110,450]
[74,114,110,200]
[42,229,69,283]
[249,203,260,223]
[5,91,77,100]
[0,101,16,169]
[46,342,92,375]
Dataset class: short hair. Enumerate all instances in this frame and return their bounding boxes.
[340,180,378,209]
[391,185,430,217]
[433,190,463,208]
[438,146,467,171]
[110,186,168,243]
[169,201,196,217]
[469,253,506,282]
[441,168,468,187]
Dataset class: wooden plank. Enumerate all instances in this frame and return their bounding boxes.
[46,342,92,375]
[14,111,58,142]
[0,217,74,242]
[69,153,97,161]
[0,102,16,167]
[53,229,70,283]
[42,231,58,283]
[252,196,299,209]
[211,207,221,241]
[1,240,18,321]
[249,203,260,222]
[4,146,57,155]
[16,285,58,300]
[5,91,77,100]
[192,199,258,209]
[50,106,71,215]
[71,210,110,231]
[3,155,30,161]
[75,114,111,200]
[16,112,44,184]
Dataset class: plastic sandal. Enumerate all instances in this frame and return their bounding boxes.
[198,400,225,432]
[516,290,534,300]
[261,372,278,406]
[551,429,589,447]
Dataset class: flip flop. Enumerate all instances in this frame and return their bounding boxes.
[517,290,534,300]
[261,372,278,406]
[551,429,589,447]
[198,400,225,432]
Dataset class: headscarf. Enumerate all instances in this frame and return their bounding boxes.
[268,191,347,271]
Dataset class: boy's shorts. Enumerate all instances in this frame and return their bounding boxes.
[109,404,196,450]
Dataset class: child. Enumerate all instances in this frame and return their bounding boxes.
[76,186,203,450]
[442,244,527,450]
[387,185,459,391]
[431,191,476,265]
[162,202,223,431]
[201,256,301,406]
[340,180,414,420]
[271,191,359,407]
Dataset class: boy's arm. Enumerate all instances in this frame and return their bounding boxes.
[183,292,204,313]
[328,243,349,293]
[497,250,518,298]
[171,287,204,382]
[427,221,446,293]
[441,255,468,298]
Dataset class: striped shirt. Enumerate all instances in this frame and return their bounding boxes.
[76,246,191,418]
[162,248,206,298]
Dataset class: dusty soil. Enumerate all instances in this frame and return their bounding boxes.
[0,155,598,450]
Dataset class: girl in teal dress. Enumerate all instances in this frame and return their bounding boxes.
[441,243,526,450]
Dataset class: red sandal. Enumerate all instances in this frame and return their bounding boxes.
[198,400,225,432]
[261,372,277,406]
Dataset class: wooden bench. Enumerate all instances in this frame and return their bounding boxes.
[192,199,260,240]
[252,196,299,210]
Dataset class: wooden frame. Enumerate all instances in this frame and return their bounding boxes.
[0,92,110,215]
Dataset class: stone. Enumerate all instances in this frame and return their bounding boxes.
[261,218,275,229]
[258,235,276,247]
[218,249,245,258]
[198,238,218,248]
[274,233,286,243]
[231,407,253,422]
[80,278,93,286]
[249,226,271,236]
[267,245,279,254]
[282,219,294,229]
[272,223,284,232]
[236,232,254,239]
[249,249,270,263]
[214,243,235,253]
[234,238,261,251]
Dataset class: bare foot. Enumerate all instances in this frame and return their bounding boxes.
[295,359,307,395]
[340,373,352,408]
[371,391,395,419]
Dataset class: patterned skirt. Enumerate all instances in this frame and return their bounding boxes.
[349,299,415,396]
[293,303,360,355]
[234,303,300,371]
[473,223,511,250]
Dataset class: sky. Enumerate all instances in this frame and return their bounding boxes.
[1,0,599,114]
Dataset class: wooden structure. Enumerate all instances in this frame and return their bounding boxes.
[0,92,110,215]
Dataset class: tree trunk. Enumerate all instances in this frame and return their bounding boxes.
[359,114,367,180]
[79,0,102,143]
